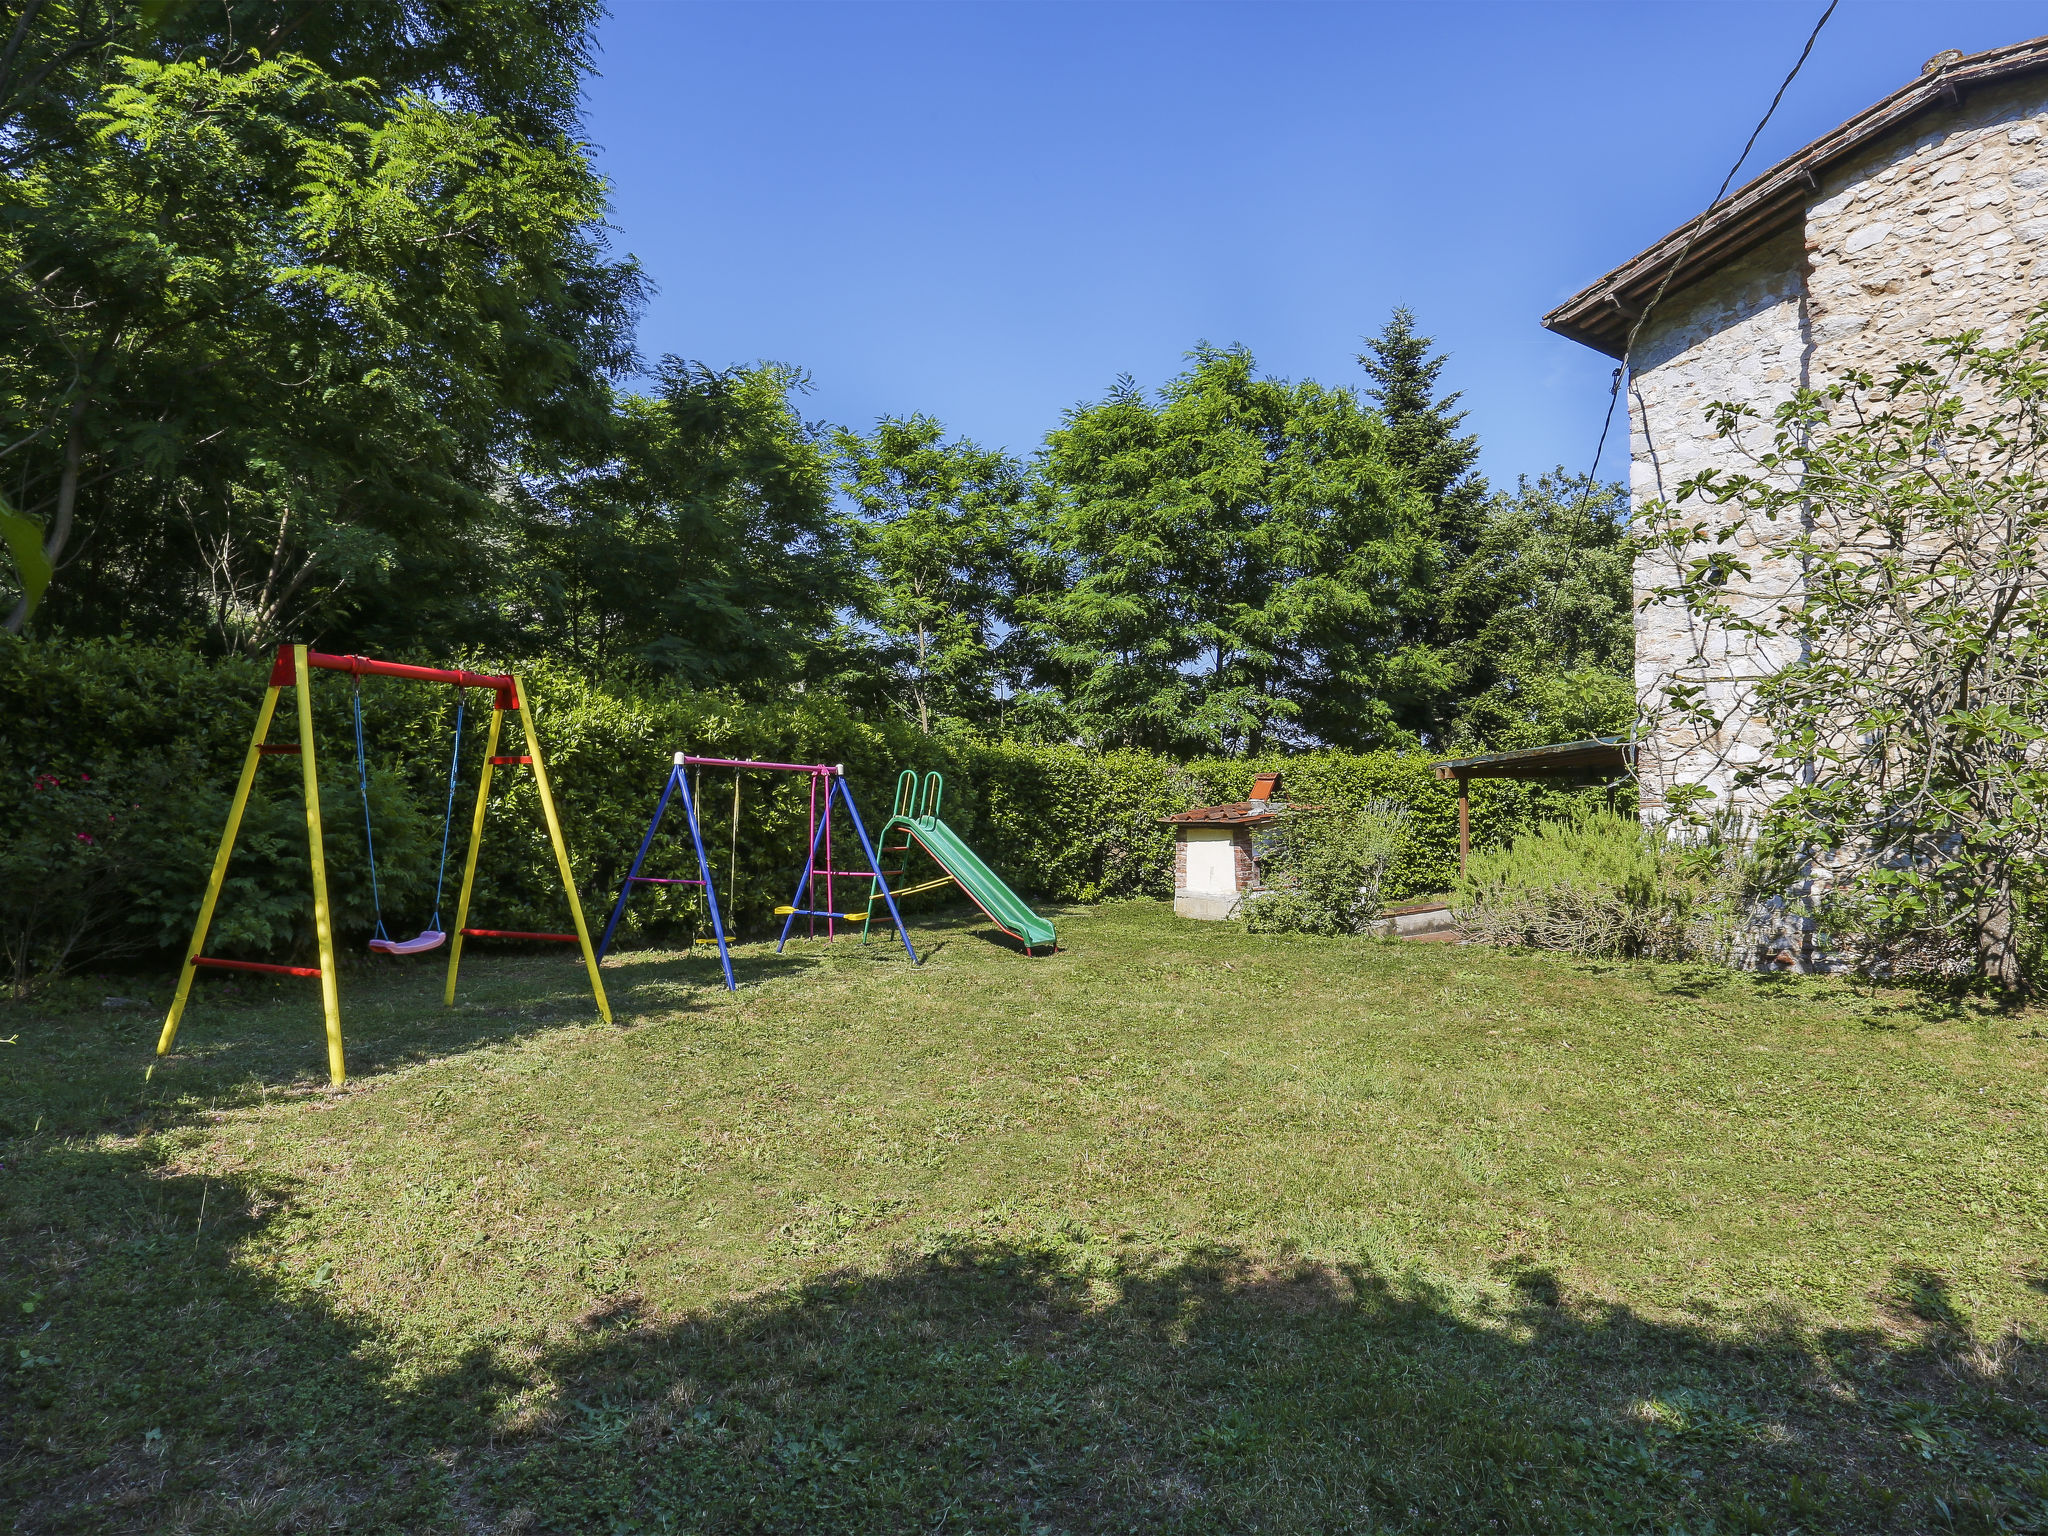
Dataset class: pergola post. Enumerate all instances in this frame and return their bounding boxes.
[1456,771,1471,878]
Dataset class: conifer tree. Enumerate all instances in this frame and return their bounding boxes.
[1357,307,1488,565]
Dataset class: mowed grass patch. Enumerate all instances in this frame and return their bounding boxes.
[4,900,2046,1533]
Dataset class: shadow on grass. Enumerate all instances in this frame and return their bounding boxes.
[0,946,811,1141]
[7,1134,2048,1534]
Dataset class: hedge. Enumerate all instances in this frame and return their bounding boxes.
[0,638,1618,981]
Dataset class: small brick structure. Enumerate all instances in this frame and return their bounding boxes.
[1162,772,1282,920]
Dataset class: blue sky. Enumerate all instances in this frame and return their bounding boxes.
[583,1,2043,488]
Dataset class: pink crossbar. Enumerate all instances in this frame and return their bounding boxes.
[370,930,446,955]
[680,754,835,774]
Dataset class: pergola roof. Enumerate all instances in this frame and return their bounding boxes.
[1433,738,1631,783]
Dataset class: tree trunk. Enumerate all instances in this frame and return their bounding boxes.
[3,397,84,634]
[1976,884,2027,995]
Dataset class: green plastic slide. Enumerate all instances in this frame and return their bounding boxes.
[872,770,1056,953]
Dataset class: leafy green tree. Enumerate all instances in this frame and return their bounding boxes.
[1029,345,1427,755]
[513,360,854,689]
[832,416,1034,733]
[0,4,636,648]
[1441,472,1634,749]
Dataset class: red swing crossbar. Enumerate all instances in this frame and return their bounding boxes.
[460,928,579,943]
[191,956,322,979]
[268,646,522,711]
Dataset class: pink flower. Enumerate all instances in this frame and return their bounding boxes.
[75,832,95,844]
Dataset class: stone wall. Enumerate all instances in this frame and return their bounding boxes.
[1806,75,2048,374]
[1629,75,2048,822]
[1628,228,1810,820]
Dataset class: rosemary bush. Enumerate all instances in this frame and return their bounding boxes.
[1451,809,1747,962]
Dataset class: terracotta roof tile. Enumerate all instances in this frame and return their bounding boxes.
[1160,801,1281,826]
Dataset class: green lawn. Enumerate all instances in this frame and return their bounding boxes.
[4,901,2046,1534]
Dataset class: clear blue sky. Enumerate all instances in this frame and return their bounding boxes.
[583,1,2042,488]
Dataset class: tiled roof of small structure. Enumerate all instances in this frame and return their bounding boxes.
[1544,35,2048,358]
[1160,802,1282,826]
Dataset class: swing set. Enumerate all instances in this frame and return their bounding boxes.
[154,644,611,1085]
[596,753,917,989]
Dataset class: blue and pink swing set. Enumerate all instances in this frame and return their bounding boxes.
[596,754,916,989]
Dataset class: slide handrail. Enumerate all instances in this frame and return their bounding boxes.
[890,768,946,821]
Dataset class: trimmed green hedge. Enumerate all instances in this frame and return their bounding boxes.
[0,639,1620,978]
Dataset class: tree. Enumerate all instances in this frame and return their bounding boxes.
[1356,307,1492,742]
[1357,306,1485,537]
[1648,321,2048,994]
[512,360,854,689]
[0,4,637,648]
[832,416,1032,733]
[1440,471,1634,749]
[1029,345,1427,755]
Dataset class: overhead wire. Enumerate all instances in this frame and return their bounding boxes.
[1581,0,1840,487]
[1575,0,1838,801]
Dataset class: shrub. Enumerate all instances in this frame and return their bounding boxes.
[1243,800,1410,937]
[1451,809,1740,961]
[0,636,1617,986]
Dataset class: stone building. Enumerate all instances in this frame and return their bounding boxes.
[1544,35,2048,821]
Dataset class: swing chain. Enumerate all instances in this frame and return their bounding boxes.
[353,679,467,947]
[350,680,390,943]
[431,694,465,932]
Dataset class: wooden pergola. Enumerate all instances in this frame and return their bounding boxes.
[1433,737,1633,875]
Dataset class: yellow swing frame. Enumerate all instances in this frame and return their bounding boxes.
[154,644,611,1085]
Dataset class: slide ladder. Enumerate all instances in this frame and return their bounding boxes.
[866,771,1056,954]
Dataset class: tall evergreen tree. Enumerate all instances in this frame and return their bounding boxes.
[1356,308,1492,741]
[1357,307,1484,524]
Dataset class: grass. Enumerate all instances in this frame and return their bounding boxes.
[4,899,2046,1534]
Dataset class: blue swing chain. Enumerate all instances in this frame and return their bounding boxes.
[353,684,466,946]
[350,681,390,943]
[431,695,465,933]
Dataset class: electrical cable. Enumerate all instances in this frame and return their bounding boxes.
[1580,0,1839,489]
[1573,0,1837,791]
[1618,0,1839,367]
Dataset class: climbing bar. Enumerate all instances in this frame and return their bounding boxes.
[628,876,705,885]
[774,905,867,921]
[679,754,835,774]
[191,956,322,979]
[490,755,532,766]
[459,928,579,943]
[885,876,956,899]
[255,744,302,756]
[268,647,520,709]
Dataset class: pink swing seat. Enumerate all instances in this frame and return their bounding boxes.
[370,930,446,956]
